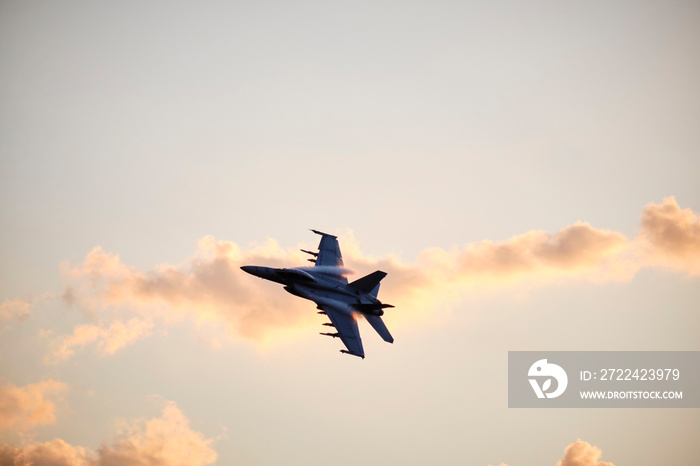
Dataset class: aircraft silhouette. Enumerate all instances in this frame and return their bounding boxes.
[241,230,394,358]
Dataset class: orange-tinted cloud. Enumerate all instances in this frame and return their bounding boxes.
[0,439,92,465]
[556,439,615,466]
[96,401,218,466]
[0,401,218,466]
[54,198,698,357]
[58,237,313,348]
[0,297,31,323]
[49,318,154,362]
[641,196,700,274]
[0,380,66,432]
[404,221,631,286]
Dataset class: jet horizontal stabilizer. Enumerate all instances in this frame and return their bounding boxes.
[320,332,340,338]
[300,249,318,257]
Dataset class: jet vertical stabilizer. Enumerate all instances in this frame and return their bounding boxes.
[349,271,387,293]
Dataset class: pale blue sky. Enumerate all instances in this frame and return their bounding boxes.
[1,1,699,465]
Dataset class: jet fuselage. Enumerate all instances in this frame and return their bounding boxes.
[240,265,386,316]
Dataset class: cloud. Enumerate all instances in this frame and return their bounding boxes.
[57,237,314,351]
[96,401,218,466]
[0,401,218,466]
[407,221,632,287]
[54,198,699,357]
[0,380,66,433]
[556,439,615,466]
[641,196,700,274]
[0,298,31,323]
[0,439,92,466]
[49,318,155,363]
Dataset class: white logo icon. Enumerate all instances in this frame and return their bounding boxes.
[528,359,568,399]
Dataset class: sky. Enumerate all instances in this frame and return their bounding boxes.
[1,1,699,465]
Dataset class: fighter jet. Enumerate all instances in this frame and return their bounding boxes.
[241,230,394,358]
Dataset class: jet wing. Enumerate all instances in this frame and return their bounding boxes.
[310,230,347,285]
[321,303,364,359]
[312,230,344,268]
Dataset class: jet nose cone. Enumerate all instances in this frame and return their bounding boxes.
[240,266,255,274]
[240,265,276,280]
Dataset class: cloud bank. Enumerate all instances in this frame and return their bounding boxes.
[50,197,699,358]
[57,236,311,348]
[0,401,218,466]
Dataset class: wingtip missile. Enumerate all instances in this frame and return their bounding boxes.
[310,229,337,238]
[340,350,365,359]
